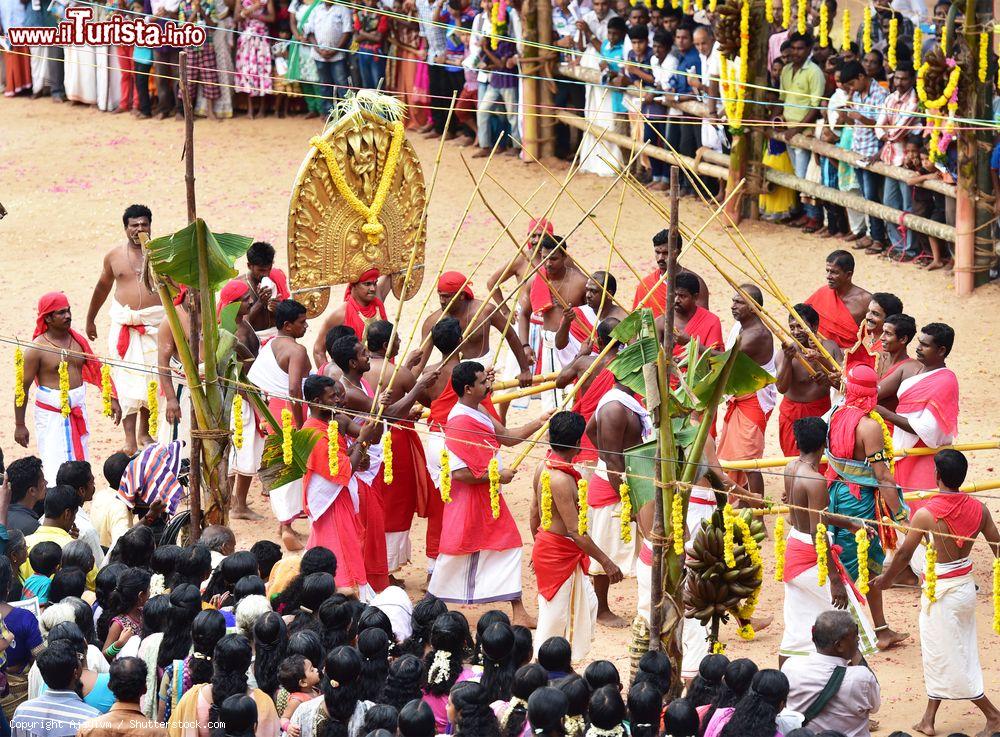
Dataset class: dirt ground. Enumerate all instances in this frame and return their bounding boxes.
[3,97,1000,735]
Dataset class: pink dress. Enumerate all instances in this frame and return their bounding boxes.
[421,666,476,733]
[235,0,273,96]
[703,706,780,737]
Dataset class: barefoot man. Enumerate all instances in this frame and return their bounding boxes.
[311,268,391,366]
[586,370,653,627]
[825,364,909,651]
[804,250,872,351]
[240,241,292,341]
[718,285,777,503]
[872,450,1000,737]
[778,416,878,665]
[776,303,842,457]
[632,230,709,317]
[552,270,626,370]
[530,411,623,661]
[15,293,122,484]
[428,361,548,626]
[86,204,164,454]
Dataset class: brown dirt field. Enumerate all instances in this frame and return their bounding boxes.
[2,96,999,735]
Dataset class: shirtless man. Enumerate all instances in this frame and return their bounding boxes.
[656,271,723,356]
[86,204,165,454]
[805,250,872,350]
[485,218,552,307]
[553,271,626,368]
[516,233,588,410]
[632,230,709,317]
[311,270,392,366]
[847,292,903,374]
[240,241,292,340]
[877,313,916,389]
[775,303,843,457]
[16,293,122,484]
[872,450,1000,737]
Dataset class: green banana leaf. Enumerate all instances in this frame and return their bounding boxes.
[610,309,646,343]
[624,418,702,509]
[258,427,322,493]
[145,219,254,291]
[607,336,659,396]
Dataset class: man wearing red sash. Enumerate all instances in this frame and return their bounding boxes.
[552,270,625,370]
[775,304,842,457]
[15,293,121,485]
[872,450,1000,737]
[427,361,547,626]
[486,217,552,305]
[661,271,723,357]
[311,268,390,365]
[530,412,622,661]
[876,323,959,497]
[631,230,709,317]
[301,375,379,598]
[843,292,902,375]
[804,250,871,350]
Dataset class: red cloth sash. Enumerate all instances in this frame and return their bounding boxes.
[342,294,387,339]
[359,476,390,593]
[305,490,367,589]
[724,393,768,435]
[532,530,589,601]
[632,269,666,317]
[923,492,983,549]
[427,381,499,432]
[784,536,864,604]
[380,422,433,530]
[896,368,959,437]
[894,443,936,504]
[638,541,653,566]
[570,367,616,463]
[778,395,832,456]
[116,322,146,359]
[938,562,974,579]
[804,287,860,349]
[568,306,596,345]
[445,410,500,478]
[587,472,620,508]
[529,269,553,316]
[677,306,724,355]
[35,399,88,460]
[302,417,352,518]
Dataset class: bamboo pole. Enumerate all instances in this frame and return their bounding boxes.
[954,0,979,295]
[536,0,555,159]
[520,0,539,159]
[725,439,1000,471]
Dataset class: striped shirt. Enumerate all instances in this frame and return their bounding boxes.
[117,441,185,516]
[850,78,888,159]
[11,691,101,737]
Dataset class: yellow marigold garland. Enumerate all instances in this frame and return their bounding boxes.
[233,396,244,450]
[540,470,553,531]
[671,491,684,555]
[887,17,897,70]
[815,522,829,587]
[147,380,158,438]
[737,623,756,640]
[773,516,786,582]
[14,347,25,408]
[382,431,393,485]
[913,25,922,68]
[764,0,773,24]
[708,0,717,11]
[723,504,736,568]
[737,583,760,620]
[619,482,633,544]
[328,420,340,477]
[101,363,113,418]
[924,539,937,603]
[439,448,452,503]
[58,359,70,417]
[856,527,870,594]
[671,0,679,9]
[682,0,690,15]
[980,31,989,84]
[309,121,405,246]
[693,0,702,11]
[781,0,790,30]
[867,411,895,473]
[818,1,829,47]
[489,1,507,49]
[992,557,1000,635]
[941,25,948,57]
[656,0,664,8]
[796,0,806,35]
[840,9,850,52]
[862,6,872,54]
[282,408,294,466]
[577,478,589,535]
[711,640,726,654]
[735,514,762,567]
[489,458,501,519]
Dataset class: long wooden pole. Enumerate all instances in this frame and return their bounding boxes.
[954,0,979,296]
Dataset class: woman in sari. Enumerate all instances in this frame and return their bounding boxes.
[287,0,324,119]
[0,557,42,714]
[390,0,430,129]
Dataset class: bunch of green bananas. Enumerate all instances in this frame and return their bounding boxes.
[683,508,766,625]
[715,2,742,60]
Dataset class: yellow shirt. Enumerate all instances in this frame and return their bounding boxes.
[89,487,133,550]
[22,525,99,591]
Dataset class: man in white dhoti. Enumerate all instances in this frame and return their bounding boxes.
[872,449,1000,737]
[530,411,621,662]
[779,417,877,665]
[86,204,164,454]
[15,293,120,485]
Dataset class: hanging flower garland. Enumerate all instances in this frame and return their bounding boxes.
[328,420,340,476]
[862,6,872,54]
[309,121,405,246]
[14,347,25,408]
[815,522,829,587]
[147,380,158,438]
[58,358,70,417]
[841,9,850,52]
[489,0,508,50]
[671,491,684,555]
[619,482,633,544]
[708,0,717,11]
[723,504,737,568]
[540,470,553,531]
[913,25,922,68]
[439,448,452,503]
[941,25,948,57]
[773,516,786,582]
[796,0,806,35]
[856,527,871,594]
[737,585,760,640]
[694,0,703,11]
[101,363,113,418]
[711,640,726,654]
[735,515,763,566]
[577,479,589,535]
[781,0,790,30]
[867,411,896,473]
[682,0,691,15]
[887,17,898,70]
[925,539,938,603]
[489,458,501,519]
[980,31,989,84]
[382,432,394,485]
[818,2,829,48]
[281,408,294,466]
[765,0,773,24]
[233,395,244,450]
[672,0,680,10]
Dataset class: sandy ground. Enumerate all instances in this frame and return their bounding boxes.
[3,97,1000,734]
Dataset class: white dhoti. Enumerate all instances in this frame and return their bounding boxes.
[108,299,164,416]
[30,48,48,94]
[229,396,267,477]
[385,532,412,573]
[779,528,878,658]
[535,566,597,663]
[64,45,98,104]
[503,314,541,411]
[95,45,121,112]
[424,429,445,487]
[539,330,566,411]
[587,502,637,577]
[268,478,303,525]
[427,547,522,604]
[920,561,983,701]
[34,385,89,485]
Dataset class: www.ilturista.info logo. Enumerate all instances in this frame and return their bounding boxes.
[5,7,206,48]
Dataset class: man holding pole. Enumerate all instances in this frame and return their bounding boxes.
[804,250,872,350]
[552,270,625,369]
[632,230,709,317]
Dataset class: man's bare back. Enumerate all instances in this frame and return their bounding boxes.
[841,284,873,326]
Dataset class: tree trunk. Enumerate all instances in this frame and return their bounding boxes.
[520,0,540,159]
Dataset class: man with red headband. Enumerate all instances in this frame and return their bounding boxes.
[872,450,1000,737]
[804,250,872,351]
[825,363,909,651]
[632,230,709,317]
[311,268,391,366]
[86,204,165,454]
[15,293,121,485]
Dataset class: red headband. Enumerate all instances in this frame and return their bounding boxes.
[34,292,70,339]
[437,271,474,299]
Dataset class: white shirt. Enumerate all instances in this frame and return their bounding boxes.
[305,3,352,62]
[890,0,927,23]
[651,52,679,114]
[782,652,881,737]
[581,8,617,45]
[150,0,179,14]
[73,507,104,570]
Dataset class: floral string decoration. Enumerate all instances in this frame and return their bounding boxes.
[382,431,393,484]
[708,0,717,11]
[439,447,452,503]
[737,584,760,633]
[619,482,633,544]
[913,25,922,68]
[862,6,872,54]
[818,1,829,47]
[735,513,762,566]
[856,526,871,594]
[577,478,589,535]
[427,650,452,684]
[282,408,294,466]
[671,0,679,10]
[309,120,405,246]
[941,23,948,56]
[682,0,691,15]
[887,17,897,69]
[737,622,756,640]
[867,411,896,472]
[328,420,340,476]
[723,503,737,568]
[671,491,684,555]
[489,458,501,519]
[773,516,786,581]
[540,470,553,531]
[58,356,70,417]
[924,538,938,603]
[14,347,25,408]
[232,395,244,450]
[694,0,704,12]
[980,31,989,84]
[146,380,158,438]
[489,0,508,50]
[796,0,806,35]
[992,557,1000,635]
[815,522,829,587]
[781,0,790,29]
[711,640,726,654]
[101,363,113,418]
[841,9,850,52]
[765,0,774,24]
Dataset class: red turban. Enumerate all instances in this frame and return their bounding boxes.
[344,268,382,301]
[34,292,104,387]
[528,218,554,236]
[34,292,71,339]
[437,271,474,299]
[217,279,250,319]
[843,364,878,413]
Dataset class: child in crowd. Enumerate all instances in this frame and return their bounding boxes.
[21,542,60,605]
[278,653,322,729]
